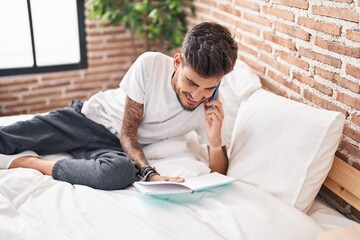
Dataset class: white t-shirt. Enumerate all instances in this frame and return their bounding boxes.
[81,52,211,145]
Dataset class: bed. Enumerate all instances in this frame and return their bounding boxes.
[0,60,359,240]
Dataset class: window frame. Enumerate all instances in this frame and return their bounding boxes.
[0,0,87,77]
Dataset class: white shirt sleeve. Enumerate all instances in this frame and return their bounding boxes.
[120,52,151,104]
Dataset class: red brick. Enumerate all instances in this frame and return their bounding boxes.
[289,94,302,103]
[0,78,38,87]
[346,64,360,79]
[87,42,132,52]
[23,91,62,101]
[343,125,360,142]
[298,17,341,36]
[35,80,72,90]
[303,90,347,115]
[86,27,124,37]
[0,86,29,94]
[275,22,310,41]
[346,30,360,43]
[272,0,309,9]
[243,36,272,53]
[194,4,210,16]
[198,0,216,7]
[42,71,81,81]
[264,32,296,50]
[262,6,294,21]
[217,2,240,15]
[238,43,257,56]
[213,10,235,24]
[235,0,260,11]
[244,13,272,27]
[315,38,360,58]
[294,73,333,96]
[260,54,289,75]
[340,140,360,159]
[236,22,260,35]
[352,114,360,126]
[268,70,300,93]
[239,56,266,74]
[299,47,342,68]
[315,67,360,94]
[0,95,19,102]
[73,77,110,87]
[86,38,104,45]
[312,6,359,23]
[337,92,360,110]
[276,51,309,70]
[260,77,287,97]
[332,0,353,2]
[89,58,127,68]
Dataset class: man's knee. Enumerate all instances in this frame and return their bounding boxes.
[95,155,137,190]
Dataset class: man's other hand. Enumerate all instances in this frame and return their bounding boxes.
[149,174,184,182]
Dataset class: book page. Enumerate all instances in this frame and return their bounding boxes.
[133,181,193,195]
[182,172,236,191]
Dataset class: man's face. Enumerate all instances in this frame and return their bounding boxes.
[171,53,220,111]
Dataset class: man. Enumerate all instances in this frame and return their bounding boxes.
[0,22,238,190]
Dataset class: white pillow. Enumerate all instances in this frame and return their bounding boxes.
[227,89,345,212]
[220,60,262,149]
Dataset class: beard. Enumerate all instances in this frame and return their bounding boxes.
[175,91,207,112]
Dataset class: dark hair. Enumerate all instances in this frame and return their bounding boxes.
[181,22,238,79]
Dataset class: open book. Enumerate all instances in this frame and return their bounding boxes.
[133,172,237,196]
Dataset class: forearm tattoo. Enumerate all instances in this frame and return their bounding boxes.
[120,96,148,169]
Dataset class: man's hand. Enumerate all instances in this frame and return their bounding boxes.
[149,174,184,182]
[204,98,224,148]
[204,94,229,175]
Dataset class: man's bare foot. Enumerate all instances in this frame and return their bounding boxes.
[9,155,41,168]
[6,152,55,175]
[1,150,39,169]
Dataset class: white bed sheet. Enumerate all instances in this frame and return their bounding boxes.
[0,113,351,240]
[308,197,359,231]
[0,168,322,240]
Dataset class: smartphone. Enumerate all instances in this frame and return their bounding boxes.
[207,83,220,109]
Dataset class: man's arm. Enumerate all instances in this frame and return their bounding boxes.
[208,145,228,174]
[120,96,184,182]
[120,96,148,169]
[204,99,229,175]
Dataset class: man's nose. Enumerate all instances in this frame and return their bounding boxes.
[192,88,204,101]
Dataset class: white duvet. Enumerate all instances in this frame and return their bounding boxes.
[0,115,322,240]
[0,168,321,240]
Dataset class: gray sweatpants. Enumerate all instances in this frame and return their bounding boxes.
[0,100,137,190]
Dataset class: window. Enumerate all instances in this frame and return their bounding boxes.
[0,0,87,76]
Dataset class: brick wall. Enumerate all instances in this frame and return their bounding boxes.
[0,18,147,116]
[187,0,360,221]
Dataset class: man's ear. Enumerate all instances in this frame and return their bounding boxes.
[173,53,182,71]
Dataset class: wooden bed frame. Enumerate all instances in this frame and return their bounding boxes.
[323,155,360,211]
